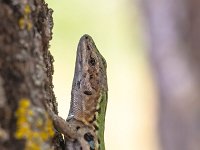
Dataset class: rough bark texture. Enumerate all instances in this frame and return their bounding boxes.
[0,0,63,149]
[142,0,200,150]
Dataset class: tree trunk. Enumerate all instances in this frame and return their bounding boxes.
[0,0,63,149]
[142,0,200,150]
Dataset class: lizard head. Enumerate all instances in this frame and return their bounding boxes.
[74,34,107,93]
[69,34,108,124]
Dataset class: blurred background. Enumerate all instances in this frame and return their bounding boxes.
[46,0,159,149]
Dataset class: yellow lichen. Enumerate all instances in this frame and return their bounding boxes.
[18,17,32,30]
[27,21,33,30]
[15,98,54,150]
[18,4,32,30]
[18,18,26,30]
[24,5,31,14]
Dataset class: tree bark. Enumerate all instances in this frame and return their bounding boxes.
[142,0,200,150]
[0,0,63,149]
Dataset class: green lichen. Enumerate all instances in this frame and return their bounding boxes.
[15,99,54,150]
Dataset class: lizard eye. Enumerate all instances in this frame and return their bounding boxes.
[89,57,96,66]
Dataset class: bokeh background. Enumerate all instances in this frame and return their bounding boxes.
[46,0,159,149]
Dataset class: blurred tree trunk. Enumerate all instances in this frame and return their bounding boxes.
[142,0,200,150]
[0,0,63,149]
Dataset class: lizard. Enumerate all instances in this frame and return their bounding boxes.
[47,34,108,150]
